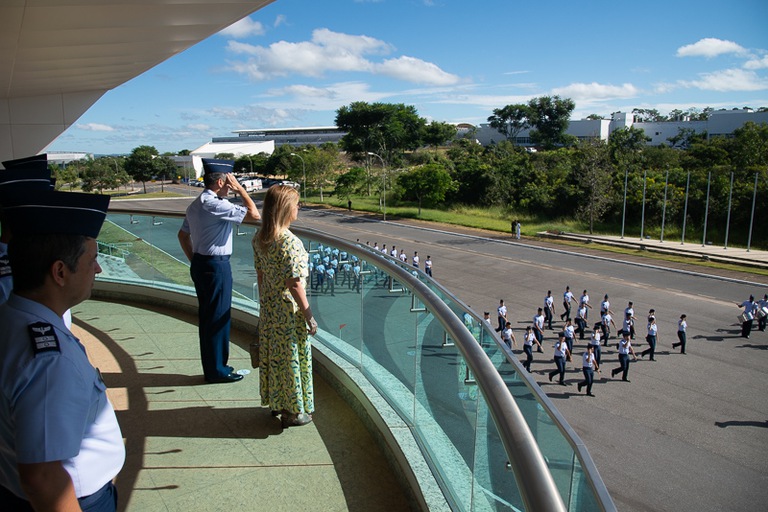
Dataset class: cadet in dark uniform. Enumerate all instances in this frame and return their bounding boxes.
[0,190,125,511]
[0,158,54,304]
[178,158,260,383]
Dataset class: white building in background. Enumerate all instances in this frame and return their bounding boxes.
[474,108,768,147]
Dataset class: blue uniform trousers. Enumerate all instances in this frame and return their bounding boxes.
[191,254,232,379]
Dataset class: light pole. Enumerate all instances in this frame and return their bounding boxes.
[367,152,386,220]
[290,152,306,202]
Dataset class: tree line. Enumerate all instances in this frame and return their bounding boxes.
[54,98,768,247]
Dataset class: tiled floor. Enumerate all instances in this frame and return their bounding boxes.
[72,299,412,512]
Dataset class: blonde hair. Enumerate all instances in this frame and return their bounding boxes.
[256,185,300,251]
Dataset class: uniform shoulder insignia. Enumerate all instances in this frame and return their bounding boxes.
[28,322,61,355]
[0,255,11,278]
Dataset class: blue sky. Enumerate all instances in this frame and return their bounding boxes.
[46,0,768,155]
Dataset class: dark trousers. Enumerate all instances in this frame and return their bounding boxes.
[641,335,657,360]
[191,254,232,380]
[565,337,574,354]
[673,331,687,353]
[575,318,586,339]
[601,325,610,344]
[612,353,630,381]
[549,355,566,383]
[581,367,595,394]
[1,482,117,512]
[523,345,533,371]
[425,267,432,277]
[741,320,753,338]
[544,307,553,329]
[496,316,505,332]
[759,314,767,331]
[592,343,602,365]
[561,302,571,321]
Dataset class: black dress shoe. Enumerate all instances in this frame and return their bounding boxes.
[205,373,243,384]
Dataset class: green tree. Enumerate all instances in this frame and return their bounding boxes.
[124,145,159,193]
[573,141,614,233]
[335,101,427,164]
[334,167,366,200]
[80,157,129,193]
[396,163,456,216]
[526,96,576,149]
[487,104,530,142]
[154,156,177,192]
[730,121,768,169]
[422,121,457,147]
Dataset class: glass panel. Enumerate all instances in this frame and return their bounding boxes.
[97,212,605,511]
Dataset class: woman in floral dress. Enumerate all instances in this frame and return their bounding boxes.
[253,185,317,427]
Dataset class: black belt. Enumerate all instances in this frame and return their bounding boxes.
[193,253,230,261]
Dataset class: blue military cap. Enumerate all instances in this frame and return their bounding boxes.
[2,191,110,238]
[2,153,48,172]
[202,158,235,175]
[0,168,53,205]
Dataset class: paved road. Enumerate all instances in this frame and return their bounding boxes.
[289,207,768,512]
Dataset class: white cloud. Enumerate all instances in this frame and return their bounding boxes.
[224,28,458,86]
[76,123,114,132]
[262,81,393,110]
[551,82,639,101]
[374,56,460,86]
[274,15,287,28]
[676,38,747,58]
[220,17,265,38]
[744,54,768,70]
[680,68,768,92]
[185,124,211,131]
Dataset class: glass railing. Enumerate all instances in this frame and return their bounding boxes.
[99,208,615,512]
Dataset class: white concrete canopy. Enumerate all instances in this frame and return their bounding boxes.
[0,0,275,165]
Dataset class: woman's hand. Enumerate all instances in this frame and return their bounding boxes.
[307,317,318,336]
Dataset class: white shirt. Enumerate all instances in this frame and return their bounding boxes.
[647,322,658,336]
[501,328,514,345]
[399,252,407,262]
[601,300,610,312]
[740,300,756,316]
[582,351,596,368]
[497,305,507,317]
[524,332,536,346]
[580,293,590,306]
[424,259,432,269]
[533,314,544,329]
[602,313,612,326]
[618,338,632,355]
[412,255,419,266]
[590,331,601,345]
[564,291,574,303]
[678,319,687,332]
[564,325,575,339]
[554,340,568,358]
[577,306,587,319]
[545,295,554,309]
[390,248,397,257]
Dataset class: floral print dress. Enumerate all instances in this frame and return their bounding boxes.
[252,229,314,415]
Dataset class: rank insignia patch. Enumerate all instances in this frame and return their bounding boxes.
[28,322,60,354]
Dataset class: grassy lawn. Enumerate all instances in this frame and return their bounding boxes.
[98,220,191,285]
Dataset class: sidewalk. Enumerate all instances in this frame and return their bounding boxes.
[538,231,768,270]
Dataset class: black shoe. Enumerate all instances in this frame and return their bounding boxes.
[548,373,554,382]
[537,347,543,353]
[587,392,595,397]
[559,382,567,386]
[577,382,583,392]
[225,365,234,373]
[622,378,630,383]
[205,373,243,384]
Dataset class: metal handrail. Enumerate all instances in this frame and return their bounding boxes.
[106,203,605,510]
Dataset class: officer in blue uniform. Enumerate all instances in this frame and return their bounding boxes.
[0,155,54,305]
[0,190,125,511]
[178,158,260,383]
